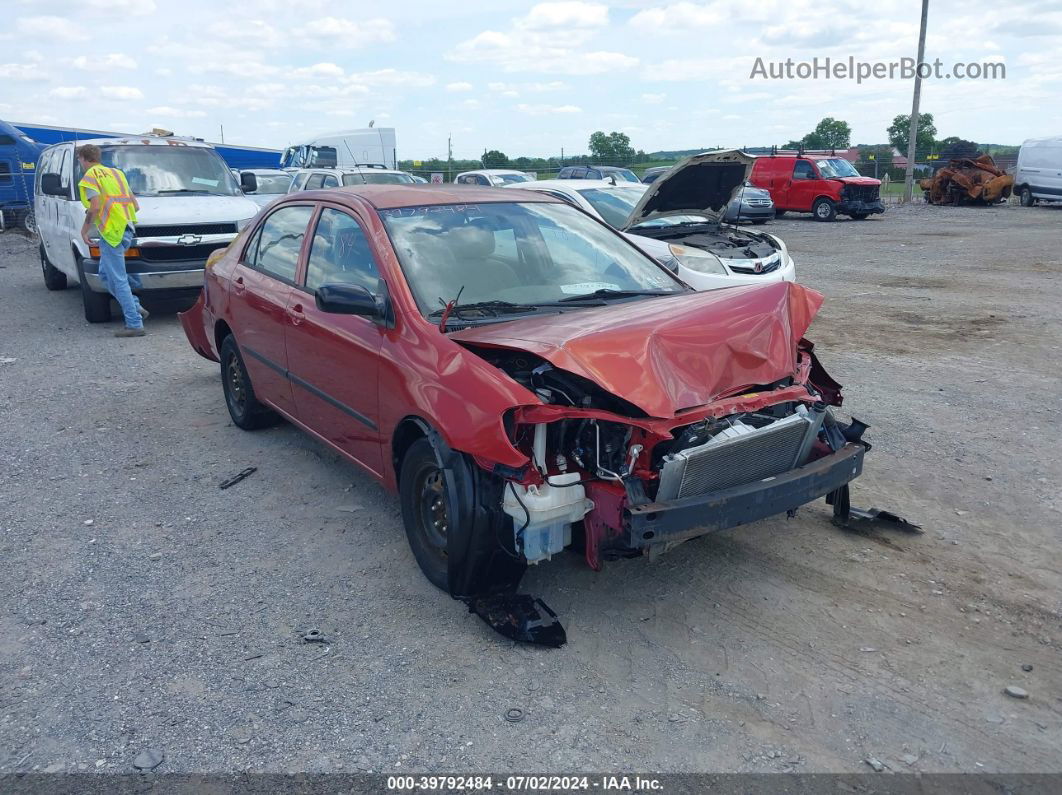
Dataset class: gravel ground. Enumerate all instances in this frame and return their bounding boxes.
[1,203,1060,776]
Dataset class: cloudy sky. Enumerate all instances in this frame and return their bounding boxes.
[2,0,1060,159]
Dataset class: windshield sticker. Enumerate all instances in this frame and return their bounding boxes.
[559,282,621,295]
[191,177,219,187]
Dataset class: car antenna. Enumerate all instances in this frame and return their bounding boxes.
[437,285,465,332]
[608,175,616,185]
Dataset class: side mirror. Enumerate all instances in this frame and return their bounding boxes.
[240,172,258,193]
[315,283,379,317]
[41,173,64,196]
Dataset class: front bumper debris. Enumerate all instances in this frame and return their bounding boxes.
[626,443,865,548]
[837,199,885,216]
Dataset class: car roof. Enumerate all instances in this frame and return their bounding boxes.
[292,184,562,209]
[64,136,215,149]
[244,168,288,174]
[508,179,643,192]
[458,169,527,175]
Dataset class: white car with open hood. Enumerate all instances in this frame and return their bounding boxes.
[34,136,259,323]
[506,150,795,291]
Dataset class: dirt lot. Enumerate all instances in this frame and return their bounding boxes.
[1,203,1060,776]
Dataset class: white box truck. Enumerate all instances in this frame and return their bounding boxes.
[280,128,397,170]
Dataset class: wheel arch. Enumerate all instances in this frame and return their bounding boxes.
[214,319,234,358]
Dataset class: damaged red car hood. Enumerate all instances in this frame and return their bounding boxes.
[451,281,824,418]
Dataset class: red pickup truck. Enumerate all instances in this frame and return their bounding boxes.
[750,154,885,221]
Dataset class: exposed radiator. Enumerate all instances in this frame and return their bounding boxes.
[656,412,818,501]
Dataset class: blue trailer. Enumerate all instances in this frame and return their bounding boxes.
[0,119,45,232]
[11,122,281,170]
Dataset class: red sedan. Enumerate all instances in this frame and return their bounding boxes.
[180,185,869,646]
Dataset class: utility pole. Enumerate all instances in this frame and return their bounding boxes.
[903,0,930,203]
[219,124,225,144]
[447,133,453,182]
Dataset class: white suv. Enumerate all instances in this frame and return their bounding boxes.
[35,137,258,323]
[287,166,418,192]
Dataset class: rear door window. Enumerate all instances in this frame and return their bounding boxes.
[322,174,339,188]
[793,161,816,180]
[304,208,380,294]
[248,205,314,283]
[305,173,326,190]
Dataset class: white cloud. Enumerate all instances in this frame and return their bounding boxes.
[146,106,207,118]
[17,16,88,41]
[49,86,88,99]
[642,56,734,81]
[450,29,637,74]
[346,68,435,87]
[207,20,284,48]
[641,93,666,104]
[461,99,481,109]
[0,62,49,81]
[448,2,634,75]
[446,81,474,92]
[292,62,345,78]
[86,0,158,13]
[516,103,582,115]
[72,53,138,70]
[101,85,144,100]
[629,2,722,31]
[294,17,396,47]
[519,2,608,30]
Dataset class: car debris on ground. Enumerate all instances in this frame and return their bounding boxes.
[919,155,1014,205]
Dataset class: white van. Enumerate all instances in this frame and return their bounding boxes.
[35,137,259,322]
[1015,136,1062,206]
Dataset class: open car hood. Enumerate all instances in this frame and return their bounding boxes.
[622,149,756,230]
[451,281,823,418]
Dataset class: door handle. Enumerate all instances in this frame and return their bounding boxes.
[288,303,304,326]
[233,276,246,294]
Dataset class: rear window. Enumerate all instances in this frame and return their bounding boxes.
[342,172,415,185]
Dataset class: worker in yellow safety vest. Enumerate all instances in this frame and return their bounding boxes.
[77,143,147,337]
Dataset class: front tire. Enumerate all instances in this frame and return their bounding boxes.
[220,335,279,430]
[41,244,67,290]
[76,256,111,323]
[399,438,451,591]
[1019,187,1036,207]
[850,213,870,221]
[813,198,837,222]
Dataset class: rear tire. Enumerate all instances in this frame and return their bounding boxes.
[40,244,67,290]
[76,256,111,323]
[399,438,451,591]
[22,210,37,237]
[850,213,870,220]
[219,335,279,430]
[813,198,837,222]
[1019,187,1036,207]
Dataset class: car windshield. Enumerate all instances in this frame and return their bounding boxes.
[381,202,685,318]
[93,145,240,197]
[816,158,860,178]
[575,186,646,228]
[342,172,416,185]
[602,168,640,183]
[251,173,292,194]
[491,173,533,184]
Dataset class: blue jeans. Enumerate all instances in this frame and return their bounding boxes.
[98,228,143,329]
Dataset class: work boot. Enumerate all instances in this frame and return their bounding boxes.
[114,327,146,338]
[138,306,150,319]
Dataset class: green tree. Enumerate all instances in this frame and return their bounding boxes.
[936,136,979,161]
[589,131,636,162]
[810,117,851,149]
[887,113,937,157]
[482,149,508,168]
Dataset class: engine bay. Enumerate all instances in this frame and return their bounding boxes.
[636,224,779,260]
